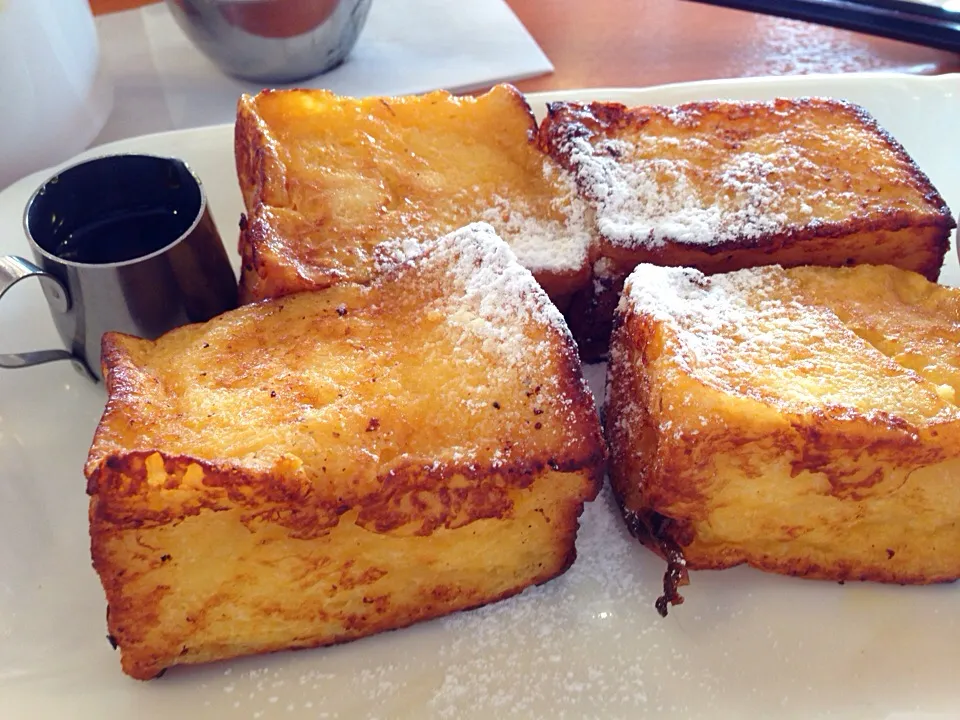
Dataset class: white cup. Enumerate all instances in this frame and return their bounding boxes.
[0,0,113,190]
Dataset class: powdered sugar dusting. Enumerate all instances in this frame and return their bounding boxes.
[592,256,619,294]
[563,132,794,248]
[427,488,675,717]
[196,486,725,719]
[622,263,818,382]
[623,263,780,340]
[478,162,594,275]
[620,263,960,420]
[377,223,574,369]
[377,159,594,281]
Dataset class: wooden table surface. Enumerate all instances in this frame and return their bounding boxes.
[89,0,960,91]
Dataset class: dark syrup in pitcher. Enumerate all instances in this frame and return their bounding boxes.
[53,207,189,265]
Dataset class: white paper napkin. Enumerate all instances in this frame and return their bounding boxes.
[93,0,552,145]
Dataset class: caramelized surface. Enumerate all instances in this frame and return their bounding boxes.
[541,98,955,360]
[636,264,960,421]
[540,98,953,255]
[789,265,960,402]
[606,263,960,611]
[91,472,588,680]
[86,224,604,678]
[236,85,592,303]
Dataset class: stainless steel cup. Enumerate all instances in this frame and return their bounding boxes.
[0,154,238,381]
[164,0,373,83]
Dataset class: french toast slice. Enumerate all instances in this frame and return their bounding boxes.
[85,223,605,680]
[540,98,955,360]
[235,84,593,307]
[606,262,960,615]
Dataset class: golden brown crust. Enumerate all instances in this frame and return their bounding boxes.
[606,263,960,613]
[540,97,954,230]
[92,481,588,680]
[87,225,604,678]
[234,84,595,307]
[236,204,372,304]
[235,93,289,213]
[541,97,955,360]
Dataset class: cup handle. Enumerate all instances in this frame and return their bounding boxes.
[0,255,80,371]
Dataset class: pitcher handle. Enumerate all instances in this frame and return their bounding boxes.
[0,255,78,370]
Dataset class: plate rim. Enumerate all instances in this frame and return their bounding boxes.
[60,71,960,164]
[3,68,960,718]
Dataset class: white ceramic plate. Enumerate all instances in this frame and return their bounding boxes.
[1,73,959,720]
